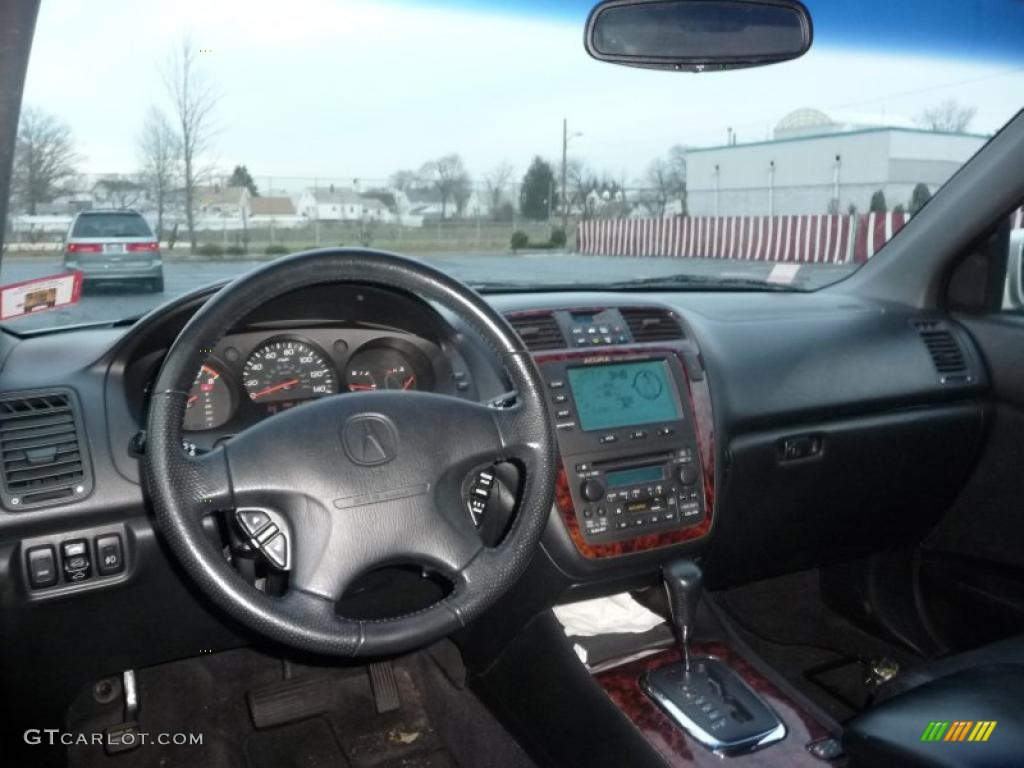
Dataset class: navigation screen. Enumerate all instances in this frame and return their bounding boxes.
[567,360,681,432]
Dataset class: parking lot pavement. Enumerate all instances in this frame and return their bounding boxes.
[0,251,856,332]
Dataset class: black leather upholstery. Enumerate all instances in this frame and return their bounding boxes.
[845,636,1024,767]
[878,634,1024,701]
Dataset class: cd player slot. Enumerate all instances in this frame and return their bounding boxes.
[592,452,673,471]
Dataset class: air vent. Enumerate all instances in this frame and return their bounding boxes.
[507,314,566,351]
[621,307,685,343]
[912,320,969,380]
[0,390,91,510]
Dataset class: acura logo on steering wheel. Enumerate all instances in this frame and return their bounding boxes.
[342,414,399,466]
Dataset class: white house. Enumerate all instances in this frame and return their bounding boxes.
[195,185,251,218]
[298,188,397,222]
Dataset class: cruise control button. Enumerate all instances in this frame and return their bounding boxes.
[255,523,280,546]
[238,509,272,536]
[262,534,289,569]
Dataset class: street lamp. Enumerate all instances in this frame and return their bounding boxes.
[561,118,583,237]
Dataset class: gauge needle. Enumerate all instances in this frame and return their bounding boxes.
[187,395,199,406]
[403,376,416,390]
[250,378,300,400]
[349,383,377,392]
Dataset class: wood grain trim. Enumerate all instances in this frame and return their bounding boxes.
[539,346,715,559]
[594,642,833,767]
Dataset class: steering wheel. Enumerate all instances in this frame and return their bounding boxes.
[144,249,556,657]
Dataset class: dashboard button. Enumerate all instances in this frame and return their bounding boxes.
[549,380,565,389]
[556,409,571,419]
[262,534,289,569]
[599,434,618,444]
[26,546,58,589]
[580,479,605,502]
[678,466,699,486]
[238,509,272,536]
[553,394,568,404]
[95,534,124,576]
[61,539,91,583]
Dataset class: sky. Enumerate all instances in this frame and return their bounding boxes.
[20,0,1024,187]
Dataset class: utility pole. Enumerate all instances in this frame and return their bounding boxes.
[561,118,583,239]
[561,118,568,236]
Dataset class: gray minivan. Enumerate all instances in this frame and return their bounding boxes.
[62,210,164,292]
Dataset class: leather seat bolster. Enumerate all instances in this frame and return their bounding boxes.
[844,665,1024,768]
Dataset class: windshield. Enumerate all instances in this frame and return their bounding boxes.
[2,0,1023,331]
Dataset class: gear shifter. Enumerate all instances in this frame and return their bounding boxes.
[662,560,703,673]
[643,559,787,755]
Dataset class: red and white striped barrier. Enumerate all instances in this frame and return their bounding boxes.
[577,209,1024,264]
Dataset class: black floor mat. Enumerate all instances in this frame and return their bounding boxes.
[64,648,467,768]
[714,569,922,723]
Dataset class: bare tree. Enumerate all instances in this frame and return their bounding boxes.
[916,99,977,133]
[163,38,219,252]
[389,169,420,192]
[667,145,688,215]
[97,178,146,210]
[138,107,181,239]
[483,163,514,218]
[642,159,673,216]
[11,107,79,215]
[419,154,469,219]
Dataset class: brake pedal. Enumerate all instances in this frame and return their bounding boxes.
[368,661,401,713]
[248,675,335,729]
[104,670,141,755]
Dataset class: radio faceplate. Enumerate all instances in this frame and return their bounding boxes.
[539,352,706,544]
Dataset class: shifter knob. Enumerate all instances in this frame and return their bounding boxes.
[662,560,703,654]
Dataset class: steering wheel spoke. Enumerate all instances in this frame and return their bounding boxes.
[182,444,234,517]
[286,491,484,603]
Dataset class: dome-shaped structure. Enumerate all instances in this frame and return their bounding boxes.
[774,108,835,139]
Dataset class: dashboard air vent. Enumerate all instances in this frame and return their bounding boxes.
[507,314,566,351]
[621,307,685,343]
[0,390,91,510]
[912,321,968,379]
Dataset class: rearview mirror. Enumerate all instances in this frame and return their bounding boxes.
[585,0,813,72]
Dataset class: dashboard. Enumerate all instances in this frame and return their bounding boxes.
[0,277,995,754]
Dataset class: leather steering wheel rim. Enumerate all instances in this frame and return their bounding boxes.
[144,249,556,657]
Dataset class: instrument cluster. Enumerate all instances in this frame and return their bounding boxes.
[181,328,441,433]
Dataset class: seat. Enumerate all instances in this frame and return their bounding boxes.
[878,634,1024,700]
[843,635,1024,767]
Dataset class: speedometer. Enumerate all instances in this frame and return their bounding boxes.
[242,339,339,405]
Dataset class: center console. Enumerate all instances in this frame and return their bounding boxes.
[510,304,716,560]
[540,354,705,544]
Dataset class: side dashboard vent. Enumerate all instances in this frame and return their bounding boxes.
[621,307,685,343]
[507,314,566,351]
[912,320,970,381]
[0,390,92,510]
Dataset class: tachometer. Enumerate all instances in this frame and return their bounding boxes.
[242,339,339,405]
[184,363,234,431]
